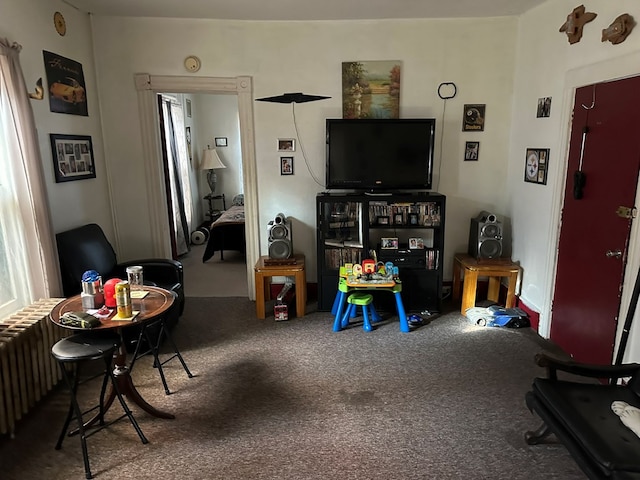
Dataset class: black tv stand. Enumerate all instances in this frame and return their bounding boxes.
[316,191,446,313]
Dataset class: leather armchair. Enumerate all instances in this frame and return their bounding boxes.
[56,224,185,348]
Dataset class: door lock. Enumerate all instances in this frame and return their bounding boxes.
[606,249,623,259]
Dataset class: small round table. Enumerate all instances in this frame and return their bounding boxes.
[49,286,175,419]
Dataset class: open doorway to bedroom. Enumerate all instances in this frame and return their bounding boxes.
[135,74,259,301]
[177,92,248,298]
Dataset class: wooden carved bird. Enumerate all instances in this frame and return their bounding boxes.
[28,77,44,100]
[602,14,635,45]
[559,5,597,44]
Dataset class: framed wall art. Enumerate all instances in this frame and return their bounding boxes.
[464,141,479,161]
[462,104,485,131]
[215,137,228,147]
[50,134,96,183]
[280,156,294,175]
[524,148,549,185]
[278,138,295,152]
[43,50,88,116]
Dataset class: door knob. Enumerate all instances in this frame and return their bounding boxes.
[606,249,622,258]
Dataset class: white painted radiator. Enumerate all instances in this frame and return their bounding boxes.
[0,298,66,436]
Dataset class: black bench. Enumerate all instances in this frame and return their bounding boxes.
[525,353,640,480]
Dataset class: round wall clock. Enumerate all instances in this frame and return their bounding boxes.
[184,56,201,73]
[54,12,66,36]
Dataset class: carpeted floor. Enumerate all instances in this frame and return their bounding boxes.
[0,298,586,479]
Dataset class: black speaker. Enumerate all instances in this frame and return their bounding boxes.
[468,211,503,259]
[268,213,293,259]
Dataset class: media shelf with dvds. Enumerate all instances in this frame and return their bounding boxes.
[316,192,446,313]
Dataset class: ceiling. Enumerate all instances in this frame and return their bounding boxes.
[63,0,548,21]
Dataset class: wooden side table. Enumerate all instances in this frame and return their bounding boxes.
[452,253,520,314]
[254,254,306,319]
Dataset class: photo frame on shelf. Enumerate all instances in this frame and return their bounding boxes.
[49,133,96,183]
[524,148,549,185]
[280,156,294,175]
[278,138,295,152]
[393,213,404,225]
[381,237,399,249]
[408,213,419,225]
[408,238,425,249]
[377,216,390,226]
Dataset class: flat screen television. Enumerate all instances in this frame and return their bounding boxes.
[325,118,435,191]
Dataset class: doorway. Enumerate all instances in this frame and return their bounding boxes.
[134,74,259,301]
[551,76,640,364]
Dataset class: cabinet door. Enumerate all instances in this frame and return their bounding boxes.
[318,200,364,271]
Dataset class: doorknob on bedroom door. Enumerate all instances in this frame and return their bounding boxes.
[606,249,622,258]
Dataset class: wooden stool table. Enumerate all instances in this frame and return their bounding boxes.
[452,253,520,314]
[254,254,306,319]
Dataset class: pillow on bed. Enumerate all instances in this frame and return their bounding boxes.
[232,194,244,206]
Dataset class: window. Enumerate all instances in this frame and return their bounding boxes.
[0,96,32,319]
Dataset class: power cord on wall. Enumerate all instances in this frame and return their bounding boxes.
[435,82,457,192]
[293,102,325,188]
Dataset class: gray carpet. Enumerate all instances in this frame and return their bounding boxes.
[0,298,586,479]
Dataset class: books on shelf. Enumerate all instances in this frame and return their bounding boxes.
[368,201,441,227]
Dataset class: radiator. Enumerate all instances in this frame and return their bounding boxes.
[0,298,66,436]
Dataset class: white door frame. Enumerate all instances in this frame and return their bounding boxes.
[134,74,259,300]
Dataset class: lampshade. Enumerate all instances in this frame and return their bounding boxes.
[200,148,226,170]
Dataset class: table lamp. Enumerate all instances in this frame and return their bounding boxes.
[200,146,226,194]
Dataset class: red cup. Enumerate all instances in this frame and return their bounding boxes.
[103,278,122,308]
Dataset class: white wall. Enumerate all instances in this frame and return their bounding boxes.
[512,0,640,360]
[1,0,115,241]
[89,15,519,281]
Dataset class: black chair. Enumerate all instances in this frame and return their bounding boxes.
[524,353,640,480]
[56,223,184,351]
[130,290,194,395]
[52,332,148,479]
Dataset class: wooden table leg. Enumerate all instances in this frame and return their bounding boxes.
[255,272,266,319]
[295,271,306,318]
[461,269,478,314]
[452,258,462,301]
[506,271,518,308]
[488,276,501,303]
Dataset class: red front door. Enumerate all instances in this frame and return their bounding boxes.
[551,76,640,365]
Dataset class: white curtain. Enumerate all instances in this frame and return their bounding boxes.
[160,95,193,256]
[0,38,61,318]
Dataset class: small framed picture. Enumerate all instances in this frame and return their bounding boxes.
[462,104,486,131]
[278,138,295,152]
[536,97,552,118]
[409,238,425,249]
[381,238,399,250]
[393,213,404,225]
[377,216,390,226]
[280,156,294,175]
[464,141,479,161]
[50,133,96,183]
[408,213,419,225]
[215,137,228,147]
[524,148,549,185]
